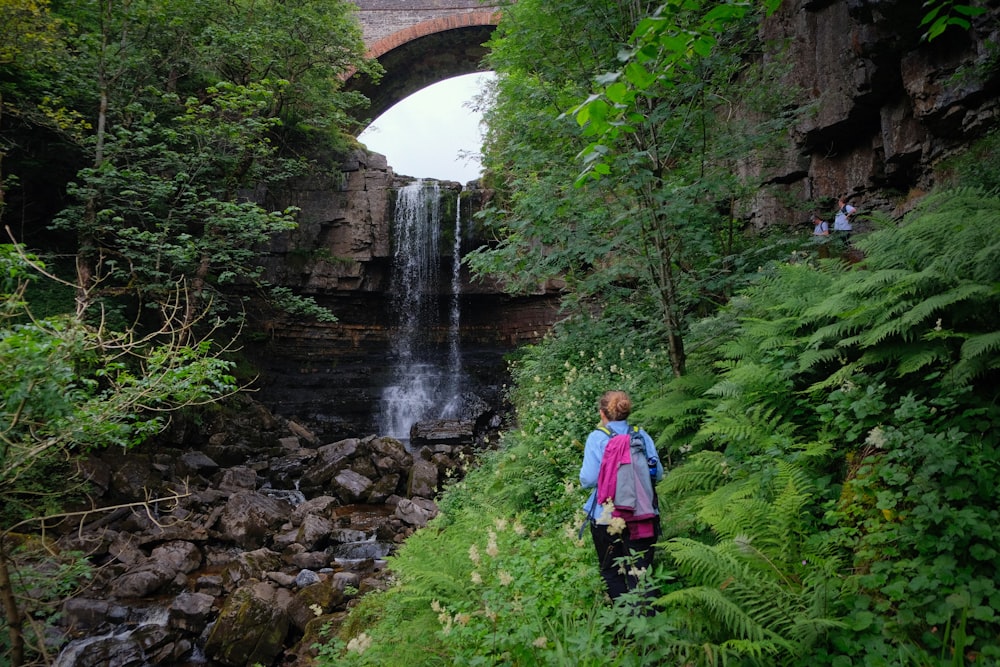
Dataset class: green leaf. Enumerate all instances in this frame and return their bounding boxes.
[623,61,656,90]
[605,81,629,104]
[919,4,943,26]
[954,5,988,17]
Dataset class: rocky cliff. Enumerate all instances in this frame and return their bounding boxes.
[755,0,999,225]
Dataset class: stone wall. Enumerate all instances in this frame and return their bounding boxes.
[357,5,501,58]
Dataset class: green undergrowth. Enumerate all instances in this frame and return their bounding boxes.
[317,188,1000,666]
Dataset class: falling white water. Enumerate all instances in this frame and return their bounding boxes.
[378,180,465,440]
[54,607,171,667]
[441,186,465,416]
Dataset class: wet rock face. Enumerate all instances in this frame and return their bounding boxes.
[49,397,495,667]
[241,152,560,442]
[753,0,1000,224]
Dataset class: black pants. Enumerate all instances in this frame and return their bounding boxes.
[590,522,657,602]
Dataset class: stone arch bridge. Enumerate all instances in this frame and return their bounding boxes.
[348,0,503,123]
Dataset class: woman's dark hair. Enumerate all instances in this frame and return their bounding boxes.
[599,390,632,421]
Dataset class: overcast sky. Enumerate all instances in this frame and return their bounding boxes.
[358,72,493,184]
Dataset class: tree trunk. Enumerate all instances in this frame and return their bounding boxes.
[0,540,25,667]
[182,253,212,338]
[76,1,115,315]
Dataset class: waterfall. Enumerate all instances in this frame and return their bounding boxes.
[54,607,172,667]
[442,186,465,415]
[377,180,464,440]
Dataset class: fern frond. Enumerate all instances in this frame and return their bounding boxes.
[705,378,743,399]
[391,534,477,601]
[667,537,749,589]
[804,359,865,393]
[834,269,912,301]
[699,484,768,537]
[961,330,1000,362]
[693,412,761,450]
[660,585,775,644]
[895,345,951,376]
[946,349,1000,386]
[797,347,841,373]
[808,317,865,348]
[855,301,920,346]
[659,451,730,495]
[718,337,762,361]
[897,283,994,331]
[664,542,811,653]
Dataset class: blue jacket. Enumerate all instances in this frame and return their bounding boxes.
[580,420,663,521]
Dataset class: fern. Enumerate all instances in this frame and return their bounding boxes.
[960,329,1000,361]
[661,584,784,646]
[389,526,478,601]
[796,346,841,373]
[896,283,992,330]
[798,188,1000,390]
[659,450,731,496]
[699,484,769,537]
[633,371,717,454]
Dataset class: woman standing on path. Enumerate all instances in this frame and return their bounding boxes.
[579,390,664,603]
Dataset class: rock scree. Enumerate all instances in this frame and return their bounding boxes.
[46,394,496,667]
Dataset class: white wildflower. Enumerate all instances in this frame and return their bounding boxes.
[533,636,548,649]
[486,531,499,558]
[607,517,627,536]
[866,426,888,450]
[346,632,373,654]
[595,499,616,525]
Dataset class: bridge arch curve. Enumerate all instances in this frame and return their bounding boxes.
[347,6,501,127]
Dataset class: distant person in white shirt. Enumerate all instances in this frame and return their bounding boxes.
[812,214,829,236]
[834,197,856,234]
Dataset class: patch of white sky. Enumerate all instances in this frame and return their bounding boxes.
[358,71,494,184]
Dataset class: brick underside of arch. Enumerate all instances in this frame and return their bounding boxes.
[366,10,501,60]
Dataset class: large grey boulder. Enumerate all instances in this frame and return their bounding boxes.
[110,541,201,598]
[168,591,215,632]
[214,491,292,548]
[296,514,334,550]
[331,469,373,503]
[394,497,438,528]
[407,458,438,498]
[300,438,360,490]
[204,581,291,667]
[410,419,475,446]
